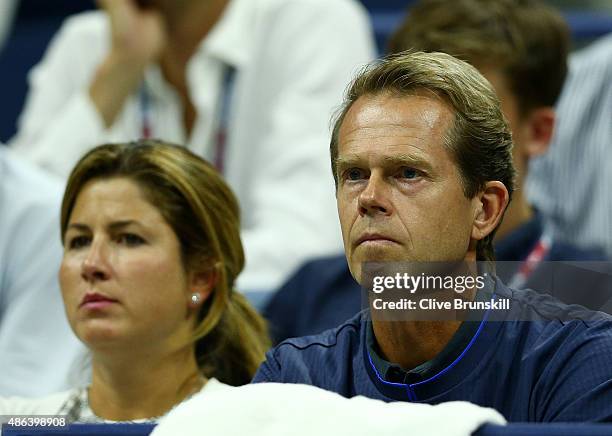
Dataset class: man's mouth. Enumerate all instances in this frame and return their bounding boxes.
[355,233,399,246]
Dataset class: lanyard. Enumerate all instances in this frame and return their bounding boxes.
[508,231,553,289]
[139,83,153,139]
[138,65,236,173]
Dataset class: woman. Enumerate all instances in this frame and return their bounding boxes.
[0,139,270,422]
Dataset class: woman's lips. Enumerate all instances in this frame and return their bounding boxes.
[80,292,118,309]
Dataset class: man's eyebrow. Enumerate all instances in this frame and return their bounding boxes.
[382,154,434,172]
[335,155,364,170]
[335,153,435,172]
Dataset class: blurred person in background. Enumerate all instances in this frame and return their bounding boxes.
[527,33,612,261]
[265,0,610,344]
[0,146,84,397]
[0,140,270,420]
[9,0,376,297]
[0,3,84,397]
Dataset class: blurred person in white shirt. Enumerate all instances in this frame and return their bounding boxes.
[10,0,376,296]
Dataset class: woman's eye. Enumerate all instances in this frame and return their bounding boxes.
[117,233,145,246]
[400,167,419,179]
[68,235,90,249]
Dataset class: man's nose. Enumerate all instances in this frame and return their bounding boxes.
[358,173,392,217]
[81,239,111,282]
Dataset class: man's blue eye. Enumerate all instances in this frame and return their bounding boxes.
[401,167,418,179]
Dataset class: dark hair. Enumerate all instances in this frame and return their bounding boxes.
[61,139,270,386]
[388,0,570,114]
[330,51,515,261]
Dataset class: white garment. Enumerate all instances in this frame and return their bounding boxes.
[0,383,207,422]
[10,0,376,291]
[0,389,72,416]
[153,379,507,436]
[0,147,84,397]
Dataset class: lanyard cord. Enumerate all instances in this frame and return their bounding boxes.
[138,65,236,173]
[139,83,153,139]
[508,230,553,289]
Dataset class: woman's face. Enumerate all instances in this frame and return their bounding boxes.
[60,177,198,353]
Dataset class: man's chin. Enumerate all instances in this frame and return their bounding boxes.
[354,252,411,264]
[349,253,413,284]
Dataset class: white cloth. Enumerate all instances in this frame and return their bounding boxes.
[0,147,84,397]
[527,34,612,257]
[152,379,506,436]
[10,0,376,291]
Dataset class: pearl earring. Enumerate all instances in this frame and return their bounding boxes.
[191,293,201,305]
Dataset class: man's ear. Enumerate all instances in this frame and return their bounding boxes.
[523,107,555,158]
[471,181,509,241]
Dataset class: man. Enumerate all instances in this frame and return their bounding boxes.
[253,51,612,422]
[264,0,609,343]
[9,0,375,295]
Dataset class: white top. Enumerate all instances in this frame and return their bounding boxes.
[527,34,612,257]
[153,380,507,436]
[0,147,85,397]
[0,390,73,417]
[10,0,376,291]
[0,382,209,422]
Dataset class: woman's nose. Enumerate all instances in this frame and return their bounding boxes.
[80,240,111,282]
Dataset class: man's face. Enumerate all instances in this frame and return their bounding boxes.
[335,93,480,283]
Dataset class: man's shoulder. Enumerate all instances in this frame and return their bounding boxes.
[253,311,367,384]
[273,310,365,354]
[280,255,350,290]
[500,282,612,323]
[497,283,612,362]
[503,286,612,421]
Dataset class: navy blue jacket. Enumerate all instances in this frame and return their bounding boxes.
[254,280,612,422]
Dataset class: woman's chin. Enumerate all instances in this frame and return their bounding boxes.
[76,322,127,349]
